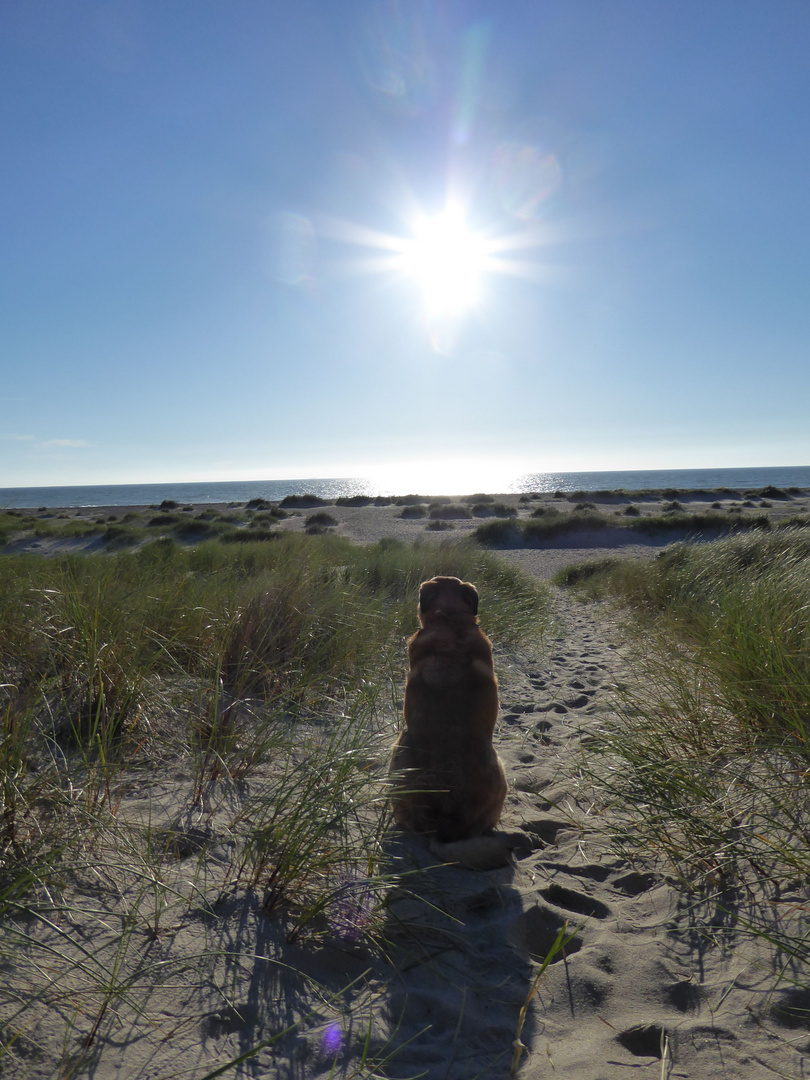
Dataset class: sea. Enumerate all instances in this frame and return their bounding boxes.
[2,466,809,510]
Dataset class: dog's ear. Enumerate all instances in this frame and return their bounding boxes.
[418,578,441,614]
[460,581,479,615]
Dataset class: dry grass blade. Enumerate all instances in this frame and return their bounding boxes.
[511,921,580,1077]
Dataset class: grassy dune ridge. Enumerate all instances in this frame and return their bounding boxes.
[0,532,545,875]
[0,533,547,1075]
[473,504,809,546]
[3,484,809,554]
[558,529,810,915]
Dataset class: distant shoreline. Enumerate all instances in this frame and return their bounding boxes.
[3,464,810,510]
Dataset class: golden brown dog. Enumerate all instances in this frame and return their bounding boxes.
[390,576,507,849]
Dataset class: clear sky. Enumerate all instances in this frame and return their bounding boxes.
[3,0,810,489]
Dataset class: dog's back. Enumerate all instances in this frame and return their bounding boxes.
[390,576,506,842]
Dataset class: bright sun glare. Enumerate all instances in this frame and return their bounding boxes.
[400,205,486,317]
[321,191,550,352]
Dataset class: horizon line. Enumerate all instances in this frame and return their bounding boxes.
[3,462,810,493]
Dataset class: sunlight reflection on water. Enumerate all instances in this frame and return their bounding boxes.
[3,466,810,509]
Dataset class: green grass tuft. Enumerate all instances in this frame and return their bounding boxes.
[427,503,470,520]
[562,529,810,912]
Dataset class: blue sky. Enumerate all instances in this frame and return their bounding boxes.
[3,0,810,488]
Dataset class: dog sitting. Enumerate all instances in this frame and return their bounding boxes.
[390,576,507,857]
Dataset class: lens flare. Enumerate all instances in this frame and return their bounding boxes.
[494,143,562,220]
[359,0,434,116]
[322,1022,344,1057]
[273,212,316,286]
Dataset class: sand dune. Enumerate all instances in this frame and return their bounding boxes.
[4,500,808,1078]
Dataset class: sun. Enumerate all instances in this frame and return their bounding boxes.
[400,204,487,317]
[319,190,552,352]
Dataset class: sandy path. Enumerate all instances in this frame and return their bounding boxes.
[378,575,808,1080]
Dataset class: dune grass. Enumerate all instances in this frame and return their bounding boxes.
[0,533,547,1076]
[558,529,810,966]
[473,507,787,547]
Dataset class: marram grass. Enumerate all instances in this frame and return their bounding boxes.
[0,533,547,1077]
[560,529,810,965]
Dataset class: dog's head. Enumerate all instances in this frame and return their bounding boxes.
[418,576,479,623]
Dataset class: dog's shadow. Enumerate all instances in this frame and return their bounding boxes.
[378,829,538,1080]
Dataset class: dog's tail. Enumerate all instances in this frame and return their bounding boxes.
[430,834,516,871]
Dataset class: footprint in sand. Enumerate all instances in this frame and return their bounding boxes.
[508,902,584,961]
[521,817,579,846]
[563,693,590,709]
[540,883,611,920]
[611,870,656,896]
[616,1023,669,1058]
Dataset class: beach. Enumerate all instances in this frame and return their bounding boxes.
[3,483,809,557]
[1,489,808,1078]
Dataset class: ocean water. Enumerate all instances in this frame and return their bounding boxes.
[2,466,809,510]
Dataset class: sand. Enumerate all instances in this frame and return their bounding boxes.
[4,497,809,1078]
[5,483,809,558]
[373,585,808,1079]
